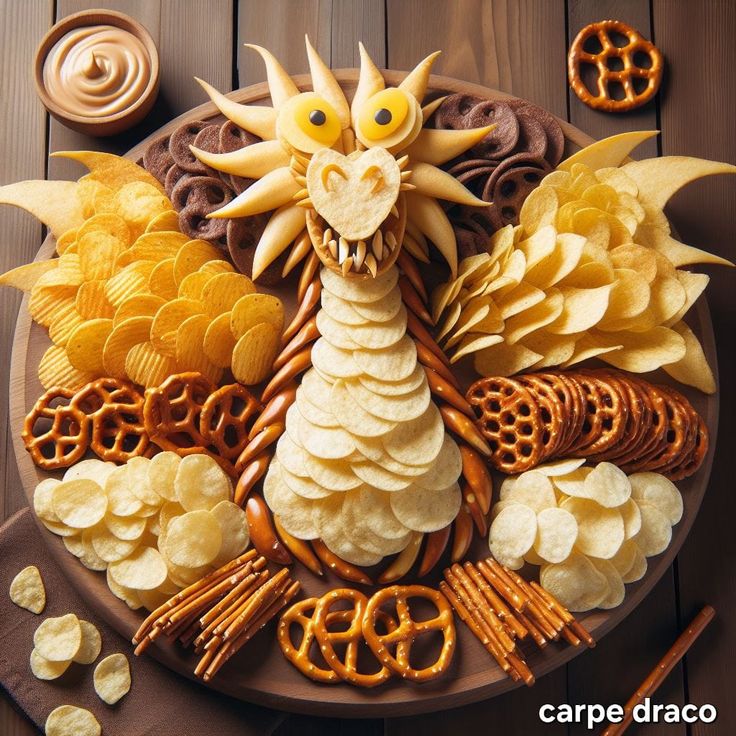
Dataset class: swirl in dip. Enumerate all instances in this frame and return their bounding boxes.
[42,24,151,119]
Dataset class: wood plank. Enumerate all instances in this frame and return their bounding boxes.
[653,1,736,734]
[387,0,568,118]
[384,3,568,733]
[0,3,53,733]
[567,0,659,159]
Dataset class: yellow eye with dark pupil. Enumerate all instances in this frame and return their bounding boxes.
[309,109,327,125]
[374,108,392,125]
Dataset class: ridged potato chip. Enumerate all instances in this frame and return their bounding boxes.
[231,322,280,385]
[34,613,82,662]
[125,341,176,388]
[202,271,256,317]
[103,316,153,378]
[104,261,155,307]
[45,705,101,736]
[151,297,205,356]
[230,292,285,339]
[93,653,131,704]
[75,280,115,320]
[39,345,95,391]
[9,565,46,614]
[148,257,178,300]
[66,319,113,373]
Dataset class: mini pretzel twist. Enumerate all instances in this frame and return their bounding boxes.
[200,383,260,461]
[362,584,456,682]
[312,588,394,688]
[568,19,663,112]
[22,387,91,469]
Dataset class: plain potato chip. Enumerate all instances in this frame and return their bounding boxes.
[489,504,538,566]
[30,648,71,680]
[65,319,113,373]
[629,472,683,526]
[633,501,672,557]
[540,552,609,612]
[148,257,179,300]
[93,653,131,705]
[45,704,101,736]
[73,620,102,665]
[622,544,648,583]
[609,539,639,577]
[619,498,643,540]
[535,458,586,477]
[503,470,557,513]
[589,558,626,609]
[63,459,116,486]
[162,511,221,568]
[52,480,107,529]
[105,465,143,517]
[210,501,250,568]
[108,546,168,591]
[581,462,632,508]
[175,455,232,511]
[34,613,82,662]
[106,568,143,610]
[560,497,624,559]
[551,466,593,496]
[9,565,46,614]
[103,316,154,378]
[352,336,417,380]
[125,456,161,507]
[104,513,146,541]
[382,403,443,465]
[90,527,141,563]
[147,451,180,501]
[390,482,462,533]
[534,507,578,563]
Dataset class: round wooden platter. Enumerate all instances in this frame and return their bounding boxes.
[9,71,719,717]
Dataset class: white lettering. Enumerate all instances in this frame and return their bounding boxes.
[682,704,698,723]
[700,704,717,723]
[538,705,555,723]
[586,704,606,730]
[606,704,624,723]
[633,699,650,722]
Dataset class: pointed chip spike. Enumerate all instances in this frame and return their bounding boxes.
[194,77,277,140]
[421,95,448,120]
[328,239,338,259]
[405,126,495,166]
[391,204,400,218]
[622,155,736,211]
[352,42,385,127]
[396,155,410,170]
[399,183,417,191]
[0,180,83,238]
[251,204,307,280]
[294,174,308,187]
[189,140,290,179]
[282,230,313,277]
[207,167,300,219]
[354,240,367,269]
[341,256,354,276]
[558,131,660,172]
[400,170,413,181]
[305,35,350,129]
[406,191,457,277]
[244,44,299,109]
[410,161,488,206]
[323,228,333,245]
[290,156,307,175]
[296,198,314,209]
[338,236,349,263]
[372,230,383,259]
[385,231,397,249]
[292,188,310,201]
[398,51,441,103]
[365,253,378,277]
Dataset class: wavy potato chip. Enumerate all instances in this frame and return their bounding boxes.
[148,257,178,300]
[202,271,256,317]
[103,315,153,378]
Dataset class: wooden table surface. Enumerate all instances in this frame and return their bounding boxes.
[1,1,734,734]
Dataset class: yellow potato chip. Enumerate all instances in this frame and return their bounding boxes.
[48,303,86,347]
[45,704,101,736]
[210,501,249,567]
[145,211,180,232]
[103,316,153,378]
[662,320,715,393]
[66,319,113,373]
[30,648,71,680]
[175,455,232,511]
[0,179,84,238]
[9,565,46,614]
[595,326,686,373]
[76,280,115,319]
[173,239,222,285]
[0,260,58,292]
[162,510,221,567]
[105,567,143,609]
[177,271,213,301]
[55,228,78,255]
[199,259,234,275]
[125,341,177,387]
[76,212,131,246]
[104,261,155,307]
[114,181,173,237]
[78,231,126,280]
[474,341,542,377]
[73,620,102,664]
[90,527,141,562]
[518,185,558,232]
[503,288,564,344]
[151,297,206,356]
[230,293,285,339]
[231,322,280,385]
[52,478,108,528]
[540,552,609,613]
[548,284,612,335]
[33,613,82,662]
[39,345,95,390]
[29,288,76,329]
[524,232,585,289]
[201,271,257,317]
[94,653,131,704]
[147,257,178,301]
[560,497,624,559]
[113,293,166,326]
[109,546,168,590]
[203,312,237,368]
[77,179,109,218]
[115,230,188,268]
[174,313,210,369]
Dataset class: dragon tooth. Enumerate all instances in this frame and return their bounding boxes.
[323,227,333,245]
[385,231,397,249]
[372,230,383,259]
[338,236,349,263]
[390,204,399,218]
[397,154,410,170]
[365,254,378,277]
[354,240,367,269]
[341,256,354,276]
[328,239,338,259]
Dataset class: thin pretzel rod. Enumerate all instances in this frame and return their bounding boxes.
[439,581,514,677]
[476,559,527,611]
[132,550,257,643]
[514,608,548,649]
[222,568,290,640]
[463,562,528,640]
[531,581,595,648]
[507,651,535,687]
[601,606,715,736]
[198,571,264,630]
[507,568,565,640]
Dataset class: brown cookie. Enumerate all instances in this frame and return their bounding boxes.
[433,93,484,129]
[169,120,211,174]
[172,176,234,246]
[490,165,549,227]
[219,120,261,152]
[467,100,521,159]
[142,135,174,185]
[164,164,191,198]
[507,99,565,165]
[226,214,289,285]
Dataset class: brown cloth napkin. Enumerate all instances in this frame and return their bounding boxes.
[0,508,285,736]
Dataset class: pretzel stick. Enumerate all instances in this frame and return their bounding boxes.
[506,568,564,641]
[531,581,595,648]
[222,568,290,640]
[476,559,527,611]
[601,606,715,736]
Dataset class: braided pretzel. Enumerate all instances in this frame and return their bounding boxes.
[568,19,663,112]
[278,596,397,685]
[312,588,394,688]
[200,383,260,461]
[362,585,456,682]
[22,388,90,469]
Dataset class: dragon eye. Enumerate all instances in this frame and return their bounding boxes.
[277,92,341,153]
[359,89,409,140]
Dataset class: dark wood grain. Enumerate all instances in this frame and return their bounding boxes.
[653,2,736,735]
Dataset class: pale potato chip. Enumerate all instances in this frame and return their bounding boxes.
[147,451,180,501]
[414,435,463,490]
[158,501,185,533]
[52,479,107,529]
[382,403,443,465]
[201,271,256,317]
[560,497,624,559]
[34,478,61,522]
[203,312,237,368]
[353,461,413,492]
[320,289,369,326]
[503,470,557,513]
[90,527,141,562]
[175,455,232,511]
[302,454,363,492]
[662,320,716,394]
[610,538,639,577]
[580,462,632,508]
[534,507,578,563]
[77,530,109,571]
[347,306,407,351]
[330,379,397,437]
[633,501,672,557]
[540,552,609,612]
[489,503,538,566]
[9,565,46,614]
[353,335,417,380]
[124,456,160,506]
[535,458,586,477]
[231,322,280,385]
[34,613,81,662]
[73,620,102,664]
[173,239,222,285]
[548,285,612,335]
[105,465,143,516]
[30,648,71,680]
[93,652,131,704]
[311,340,361,379]
[104,513,146,541]
[390,482,462,533]
[296,388,340,428]
[161,511,221,568]
[629,472,683,526]
[551,466,593,496]
[109,546,168,590]
[358,364,426,397]
[288,405,356,461]
[45,704,101,736]
[345,378,430,423]
[622,544,648,583]
[474,341,542,377]
[0,260,58,292]
[620,498,642,540]
[281,463,335,498]
[321,264,398,302]
[106,568,143,609]
[209,501,250,567]
[62,459,116,486]
[595,326,686,373]
[588,558,626,609]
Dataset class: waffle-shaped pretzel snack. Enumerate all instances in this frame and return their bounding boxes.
[22,387,90,469]
[200,383,260,461]
[568,19,663,112]
[362,585,456,682]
